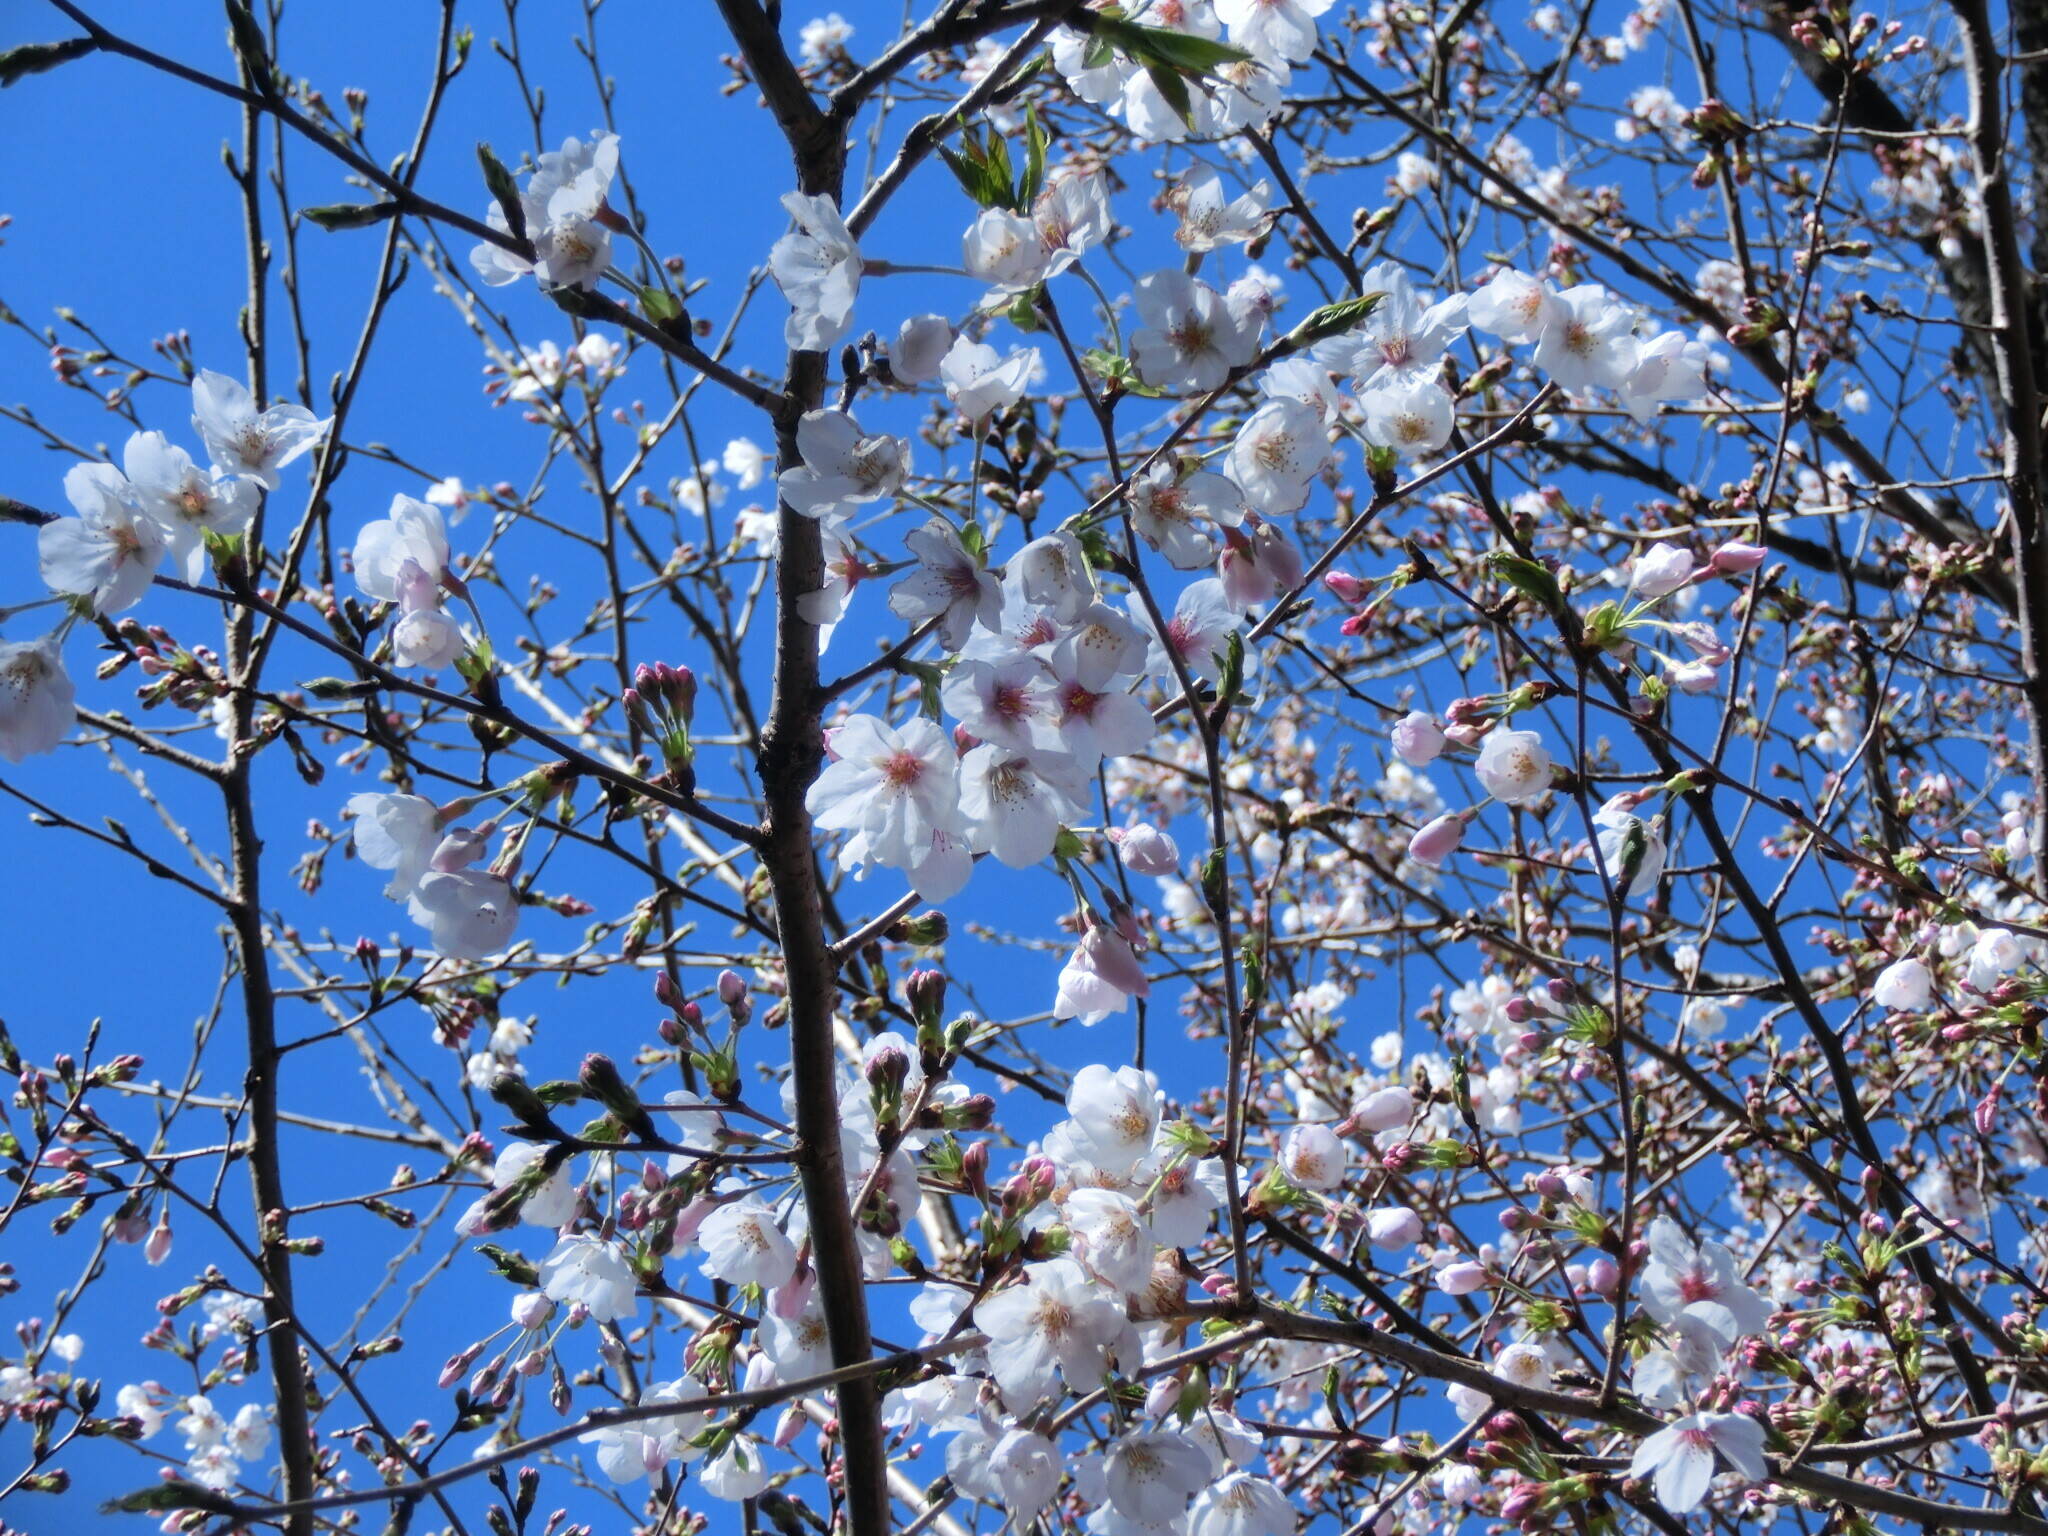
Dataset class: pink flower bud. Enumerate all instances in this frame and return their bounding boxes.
[1437,1260,1490,1295]
[1390,711,1446,767]
[145,1213,173,1266]
[1406,812,1466,868]
[1585,1255,1621,1295]
[1110,823,1181,876]
[1324,571,1367,604]
[1710,540,1767,574]
[717,969,747,1007]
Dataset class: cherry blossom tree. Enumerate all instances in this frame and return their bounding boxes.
[3,1,2048,1535]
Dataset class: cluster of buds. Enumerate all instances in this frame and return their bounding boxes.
[623,662,697,788]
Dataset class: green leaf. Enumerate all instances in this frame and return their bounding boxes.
[476,1243,541,1286]
[1283,291,1388,351]
[1142,61,1195,129]
[1020,105,1049,206]
[639,285,682,323]
[476,141,528,247]
[102,1480,243,1517]
[1102,19,1251,75]
[0,37,97,89]
[225,3,273,80]
[301,201,399,231]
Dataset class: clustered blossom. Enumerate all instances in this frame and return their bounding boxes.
[7,370,332,764]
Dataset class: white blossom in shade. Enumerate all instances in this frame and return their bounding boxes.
[1175,167,1273,251]
[40,463,164,615]
[1629,1412,1766,1514]
[408,868,520,959]
[1228,397,1327,515]
[1628,542,1695,599]
[1215,0,1334,63]
[1619,331,1712,422]
[1492,1341,1554,1392]
[1129,460,1246,570]
[1968,926,2025,990]
[1150,1156,1229,1247]
[1366,1206,1424,1249]
[469,134,620,291]
[1131,578,1251,686]
[353,496,451,614]
[1065,1187,1157,1293]
[942,656,1063,754]
[1591,795,1666,897]
[1189,1473,1298,1536]
[1315,266,1469,388]
[722,437,769,489]
[974,1256,1127,1406]
[1633,1313,1727,1410]
[580,1419,673,1484]
[1391,149,1438,196]
[892,314,955,385]
[1111,822,1181,877]
[1616,84,1686,141]
[1352,1084,1415,1132]
[116,1383,166,1438]
[1011,529,1098,622]
[1438,1464,1483,1506]
[537,1234,639,1321]
[1028,160,1103,246]
[1053,922,1152,1025]
[345,791,439,900]
[964,206,1053,293]
[807,714,961,873]
[1053,602,1149,690]
[1228,264,1288,330]
[1359,375,1455,457]
[577,1376,704,1482]
[1130,270,1256,392]
[226,1403,270,1462]
[698,1195,798,1290]
[176,1394,227,1449]
[1534,284,1640,393]
[888,518,1002,650]
[1467,268,1560,344]
[776,410,910,520]
[1065,1064,1163,1173]
[1640,1216,1771,1344]
[960,744,1086,867]
[1392,711,1446,766]
[1872,955,1934,1011]
[770,191,862,352]
[1107,1430,1211,1523]
[798,11,854,62]
[939,335,1037,420]
[988,1427,1063,1517]
[186,1444,241,1490]
[1047,668,1156,765]
[1259,356,1342,422]
[1475,726,1552,805]
[392,606,466,669]
[189,368,331,489]
[476,1139,578,1231]
[761,1295,832,1381]
[0,636,77,763]
[701,1436,771,1500]
[1281,1122,1348,1191]
[122,430,259,580]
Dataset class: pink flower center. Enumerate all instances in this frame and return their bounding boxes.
[881,751,926,789]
